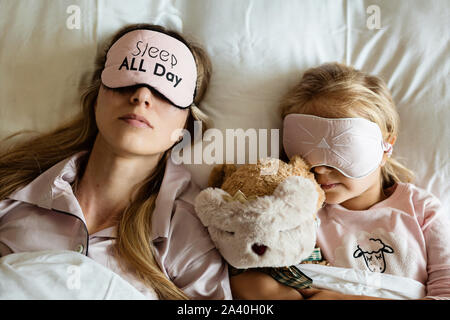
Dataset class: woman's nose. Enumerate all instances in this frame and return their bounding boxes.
[313,165,333,174]
[130,86,152,108]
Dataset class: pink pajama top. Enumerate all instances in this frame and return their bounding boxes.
[316,183,450,299]
[0,151,231,300]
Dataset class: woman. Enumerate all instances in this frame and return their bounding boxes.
[0,23,231,300]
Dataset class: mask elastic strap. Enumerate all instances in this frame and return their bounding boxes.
[382,141,393,157]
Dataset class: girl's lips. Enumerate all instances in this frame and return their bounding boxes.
[321,183,340,190]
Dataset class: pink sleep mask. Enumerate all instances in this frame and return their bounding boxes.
[101,29,197,109]
[283,114,393,179]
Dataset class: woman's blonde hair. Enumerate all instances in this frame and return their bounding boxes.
[0,23,213,299]
[279,62,414,188]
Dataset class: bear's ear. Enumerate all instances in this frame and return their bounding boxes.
[207,164,237,188]
[288,155,311,171]
[194,188,228,227]
[288,155,325,210]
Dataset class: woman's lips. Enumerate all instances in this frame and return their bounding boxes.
[119,113,153,129]
[120,118,151,128]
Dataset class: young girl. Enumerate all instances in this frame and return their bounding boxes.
[231,62,450,300]
[0,23,231,300]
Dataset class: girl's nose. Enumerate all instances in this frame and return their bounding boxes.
[313,165,333,174]
[130,86,153,108]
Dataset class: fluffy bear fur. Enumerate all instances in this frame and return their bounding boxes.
[195,156,325,269]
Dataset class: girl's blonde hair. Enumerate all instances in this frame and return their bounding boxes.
[279,62,414,188]
[0,23,213,299]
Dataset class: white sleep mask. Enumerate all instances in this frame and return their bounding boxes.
[283,114,393,179]
[101,29,197,109]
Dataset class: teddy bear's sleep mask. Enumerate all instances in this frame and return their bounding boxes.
[283,114,393,179]
[101,29,197,109]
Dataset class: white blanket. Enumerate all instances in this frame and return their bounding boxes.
[297,264,425,300]
[0,250,425,300]
[0,250,147,300]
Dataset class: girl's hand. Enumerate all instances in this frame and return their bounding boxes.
[230,270,304,300]
[299,288,388,300]
[299,288,347,300]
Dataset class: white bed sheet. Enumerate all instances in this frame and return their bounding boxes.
[0,0,448,216]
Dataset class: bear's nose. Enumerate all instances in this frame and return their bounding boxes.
[252,243,267,256]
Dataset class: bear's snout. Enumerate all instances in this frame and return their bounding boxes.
[251,243,268,256]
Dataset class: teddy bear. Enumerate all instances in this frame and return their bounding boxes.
[194,155,328,289]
